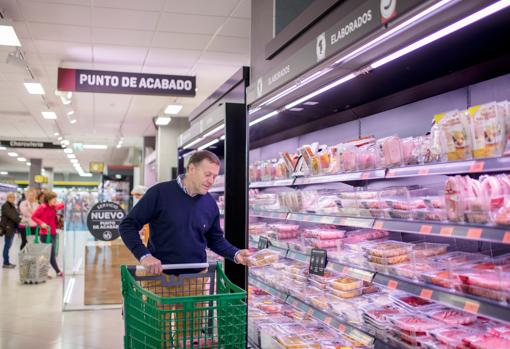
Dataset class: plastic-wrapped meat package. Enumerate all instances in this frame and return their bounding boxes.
[463,332,510,349]
[389,261,441,280]
[247,249,280,267]
[469,102,506,159]
[299,144,319,176]
[388,314,442,334]
[281,151,298,175]
[424,124,447,163]
[343,229,389,245]
[357,144,379,170]
[364,241,413,257]
[431,327,474,348]
[444,176,466,222]
[411,242,449,258]
[432,251,487,266]
[463,176,491,224]
[437,109,473,161]
[304,228,345,240]
[300,190,320,212]
[495,200,510,225]
[340,143,358,172]
[268,223,300,240]
[249,222,267,235]
[326,145,341,174]
[401,137,421,165]
[481,175,507,215]
[421,269,460,289]
[426,307,477,325]
[318,148,331,175]
[376,135,403,168]
[456,269,510,301]
[311,196,339,214]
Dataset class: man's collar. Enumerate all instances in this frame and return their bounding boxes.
[177,175,198,197]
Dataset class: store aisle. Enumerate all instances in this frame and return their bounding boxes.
[0,237,124,349]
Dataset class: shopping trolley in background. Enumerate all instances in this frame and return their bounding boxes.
[121,262,247,349]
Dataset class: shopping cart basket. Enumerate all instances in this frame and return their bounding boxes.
[121,262,247,349]
[19,226,51,284]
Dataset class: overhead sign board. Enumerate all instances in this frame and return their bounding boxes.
[247,0,423,104]
[34,175,48,184]
[1,140,61,149]
[89,162,105,174]
[86,201,125,241]
[58,68,196,97]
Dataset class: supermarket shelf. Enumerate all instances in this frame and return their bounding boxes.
[374,273,510,324]
[287,213,374,229]
[386,156,510,178]
[250,179,294,188]
[250,209,289,220]
[373,219,510,245]
[249,275,375,347]
[0,182,16,191]
[294,170,386,186]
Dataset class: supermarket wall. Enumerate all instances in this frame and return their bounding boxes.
[249,73,510,162]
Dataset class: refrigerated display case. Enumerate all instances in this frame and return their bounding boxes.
[245,1,510,348]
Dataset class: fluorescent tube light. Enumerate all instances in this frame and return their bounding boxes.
[197,138,220,150]
[80,173,93,177]
[41,111,57,119]
[371,0,510,69]
[0,146,6,150]
[0,171,8,175]
[67,110,74,116]
[67,154,76,159]
[164,104,183,115]
[26,162,30,166]
[70,159,78,164]
[83,144,108,149]
[203,124,224,138]
[249,111,279,127]
[7,152,17,157]
[24,81,45,95]
[69,119,77,124]
[64,148,73,154]
[284,73,357,110]
[183,137,204,150]
[0,21,21,46]
[155,116,172,126]
[17,157,26,162]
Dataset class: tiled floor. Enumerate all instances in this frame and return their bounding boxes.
[0,236,124,349]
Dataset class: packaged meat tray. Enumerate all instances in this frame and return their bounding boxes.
[457,269,510,291]
[247,249,280,267]
[269,223,301,239]
[463,332,510,349]
[389,261,440,280]
[327,285,363,298]
[308,271,337,289]
[363,305,405,324]
[303,228,345,240]
[343,229,389,244]
[391,295,437,312]
[304,237,342,249]
[249,222,267,235]
[388,209,414,220]
[388,314,442,333]
[364,241,413,257]
[308,294,340,311]
[275,334,320,348]
[411,243,449,258]
[431,327,473,348]
[432,251,487,266]
[290,286,322,302]
[329,296,373,324]
[413,208,447,222]
[329,276,364,291]
[367,253,409,265]
[426,307,477,325]
[254,300,285,313]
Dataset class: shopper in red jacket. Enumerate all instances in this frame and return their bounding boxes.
[32,191,64,277]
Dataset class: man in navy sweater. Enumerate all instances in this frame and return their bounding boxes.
[119,150,249,275]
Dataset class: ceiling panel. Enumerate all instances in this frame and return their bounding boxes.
[164,0,238,17]
[27,22,91,43]
[151,32,211,50]
[231,0,251,19]
[144,48,200,70]
[15,1,91,26]
[158,13,225,35]
[218,18,251,38]
[198,51,249,66]
[93,7,159,31]
[209,35,249,54]
[92,45,148,65]
[92,27,154,47]
[94,0,164,12]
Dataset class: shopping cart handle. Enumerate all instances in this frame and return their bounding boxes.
[135,263,210,271]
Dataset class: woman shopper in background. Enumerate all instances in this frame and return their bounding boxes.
[1,192,21,269]
[18,188,39,250]
[32,192,64,277]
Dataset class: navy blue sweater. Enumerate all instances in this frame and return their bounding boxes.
[119,180,238,268]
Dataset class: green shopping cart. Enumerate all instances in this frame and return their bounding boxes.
[121,262,247,349]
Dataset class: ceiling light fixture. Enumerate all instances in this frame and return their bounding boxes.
[0,146,6,150]
[23,81,45,95]
[83,144,108,150]
[164,104,183,115]
[64,148,73,154]
[7,152,17,157]
[67,110,74,116]
[17,157,26,162]
[155,116,172,126]
[54,132,59,136]
[0,19,21,46]
[183,137,204,150]
[67,154,76,159]
[249,110,279,127]
[80,173,93,177]
[203,124,224,139]
[0,171,7,175]
[57,136,63,141]
[370,0,510,69]
[41,111,57,120]
[197,138,220,151]
[70,159,78,164]
[26,162,30,166]
[69,119,77,124]
[61,140,70,146]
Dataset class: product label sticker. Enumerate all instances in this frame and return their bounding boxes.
[387,280,399,289]
[309,248,328,276]
[418,167,430,176]
[420,289,433,299]
[467,228,482,239]
[503,232,510,244]
[420,225,433,234]
[373,220,385,230]
[464,300,480,314]
[440,227,454,236]
[469,161,485,173]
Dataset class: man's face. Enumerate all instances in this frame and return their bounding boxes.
[188,159,219,195]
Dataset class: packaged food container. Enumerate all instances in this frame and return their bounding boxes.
[413,208,447,222]
[389,261,441,280]
[432,251,487,266]
[364,241,413,257]
[247,249,280,267]
[388,209,414,220]
[421,269,460,289]
[249,222,267,235]
[391,295,437,312]
[329,276,364,291]
[376,135,403,168]
[379,187,411,210]
[339,143,359,172]
[411,243,449,258]
[304,237,342,249]
[330,296,372,324]
[456,269,510,301]
[303,228,345,240]
[357,144,380,171]
[308,294,339,311]
[254,300,285,313]
[401,137,421,165]
[387,314,442,334]
[463,176,491,224]
[291,286,322,302]
[426,307,477,325]
[437,109,473,161]
[431,327,475,348]
[469,102,506,159]
[328,286,363,299]
[367,254,409,265]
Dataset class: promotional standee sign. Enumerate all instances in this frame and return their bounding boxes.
[58,68,196,97]
[86,202,125,241]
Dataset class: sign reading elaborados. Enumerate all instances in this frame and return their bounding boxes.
[86,201,125,241]
[58,68,196,97]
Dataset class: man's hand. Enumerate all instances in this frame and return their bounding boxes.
[234,249,251,266]
[141,255,163,274]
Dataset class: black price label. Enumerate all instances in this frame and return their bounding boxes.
[86,201,125,241]
[258,236,270,250]
[309,248,328,276]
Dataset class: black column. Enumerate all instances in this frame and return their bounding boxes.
[223,103,248,290]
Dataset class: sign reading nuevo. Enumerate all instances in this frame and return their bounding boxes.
[86,201,126,241]
[58,67,196,97]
